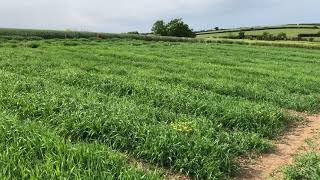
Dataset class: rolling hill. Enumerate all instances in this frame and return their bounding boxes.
[197,24,320,40]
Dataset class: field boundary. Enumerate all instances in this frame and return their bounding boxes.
[0,28,199,43]
[196,25,320,35]
[2,34,320,51]
[204,38,320,50]
[237,110,320,180]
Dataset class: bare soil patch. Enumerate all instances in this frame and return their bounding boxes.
[237,111,320,180]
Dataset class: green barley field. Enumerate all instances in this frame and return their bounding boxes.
[1,37,320,179]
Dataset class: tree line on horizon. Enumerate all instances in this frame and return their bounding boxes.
[151,18,196,38]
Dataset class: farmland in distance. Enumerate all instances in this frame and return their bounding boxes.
[197,24,320,40]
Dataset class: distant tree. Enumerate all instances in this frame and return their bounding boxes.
[127,31,139,35]
[166,18,195,37]
[277,32,287,40]
[151,18,195,37]
[152,20,167,36]
[262,32,274,40]
[215,27,219,31]
[64,29,72,39]
[238,31,245,39]
[262,32,269,38]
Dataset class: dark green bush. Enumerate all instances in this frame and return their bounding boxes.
[10,44,18,48]
[238,31,245,39]
[26,42,40,48]
[261,32,274,41]
[277,32,287,40]
[152,20,168,36]
[63,41,80,46]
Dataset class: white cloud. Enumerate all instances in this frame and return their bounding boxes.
[0,0,319,32]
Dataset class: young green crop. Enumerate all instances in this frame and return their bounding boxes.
[0,113,162,179]
[0,38,319,179]
[283,152,320,180]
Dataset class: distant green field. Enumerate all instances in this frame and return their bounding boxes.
[197,24,320,39]
[204,38,320,49]
[1,38,320,179]
[198,28,320,38]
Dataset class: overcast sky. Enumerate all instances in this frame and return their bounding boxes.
[0,0,319,33]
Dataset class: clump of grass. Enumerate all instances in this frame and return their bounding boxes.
[10,44,18,48]
[283,152,320,179]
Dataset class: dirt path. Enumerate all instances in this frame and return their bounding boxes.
[237,111,320,180]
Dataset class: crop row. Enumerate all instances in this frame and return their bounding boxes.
[0,112,162,179]
[3,39,319,112]
[0,69,275,179]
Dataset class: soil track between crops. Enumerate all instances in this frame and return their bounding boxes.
[237,110,320,180]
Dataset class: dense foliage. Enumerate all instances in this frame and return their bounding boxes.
[238,31,245,39]
[152,18,195,37]
[151,20,168,36]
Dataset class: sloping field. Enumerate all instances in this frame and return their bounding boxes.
[197,28,320,39]
[197,25,320,39]
[1,38,320,179]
